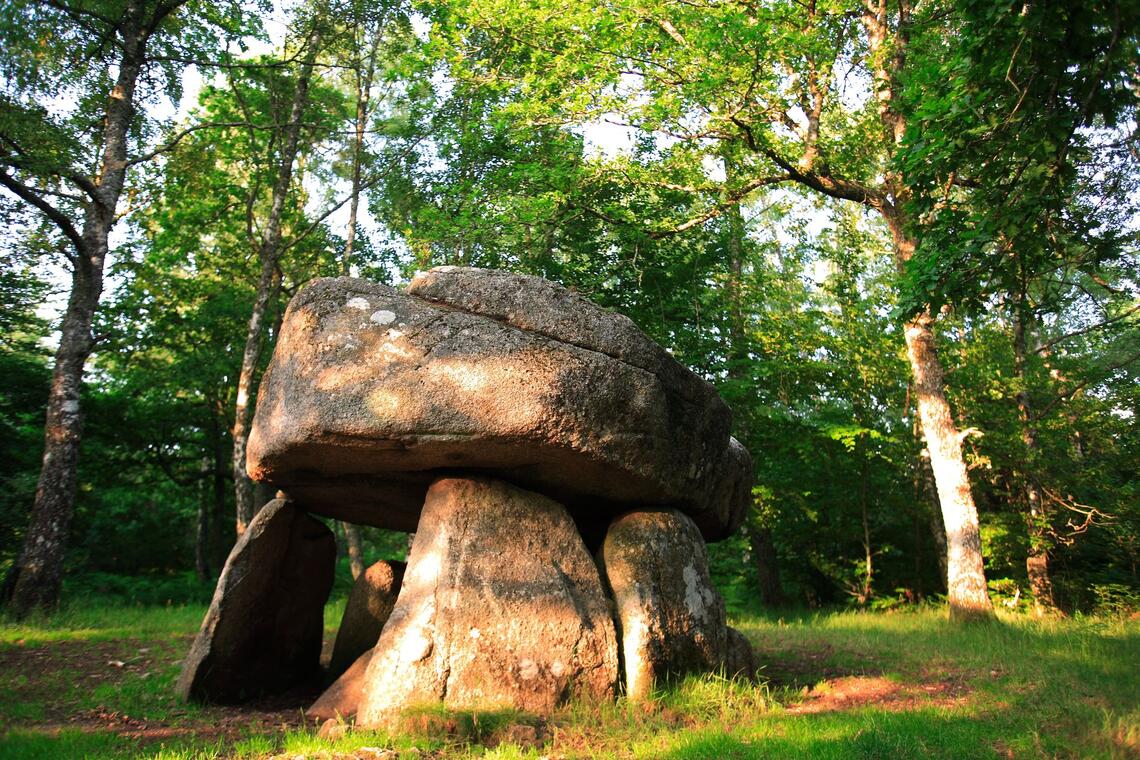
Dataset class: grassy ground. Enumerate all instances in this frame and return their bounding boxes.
[0,600,1136,759]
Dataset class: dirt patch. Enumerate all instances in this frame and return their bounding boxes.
[753,643,883,688]
[786,674,971,714]
[0,635,321,746]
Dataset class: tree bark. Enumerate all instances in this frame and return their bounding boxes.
[6,12,148,616]
[752,526,784,607]
[858,444,873,604]
[342,13,384,275]
[232,17,325,535]
[1013,303,1058,615]
[921,449,949,592]
[344,523,365,579]
[196,455,212,581]
[903,311,992,620]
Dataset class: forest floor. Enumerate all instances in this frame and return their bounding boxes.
[0,602,1136,759]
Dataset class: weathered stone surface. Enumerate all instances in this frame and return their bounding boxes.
[246,270,751,539]
[599,509,728,700]
[723,627,757,680]
[309,648,373,721]
[177,500,335,703]
[356,476,619,725]
[328,560,405,680]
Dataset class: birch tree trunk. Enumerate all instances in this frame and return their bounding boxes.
[232,17,325,535]
[5,10,149,616]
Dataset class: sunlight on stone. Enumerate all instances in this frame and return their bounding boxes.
[435,361,489,392]
[366,388,406,418]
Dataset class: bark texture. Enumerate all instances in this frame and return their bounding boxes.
[904,313,992,620]
[1013,306,1058,615]
[232,15,325,535]
[5,6,154,616]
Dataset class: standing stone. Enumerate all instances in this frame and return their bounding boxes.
[723,627,758,680]
[356,476,619,725]
[328,559,405,680]
[177,499,335,703]
[600,509,728,701]
[308,648,374,722]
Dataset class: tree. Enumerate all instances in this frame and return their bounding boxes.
[896,0,1139,613]
[231,3,334,534]
[425,0,1000,617]
[0,0,259,615]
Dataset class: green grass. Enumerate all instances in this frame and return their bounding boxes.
[1,602,1136,759]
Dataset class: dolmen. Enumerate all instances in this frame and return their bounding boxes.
[177,266,755,726]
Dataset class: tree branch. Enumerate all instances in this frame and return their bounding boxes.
[763,147,881,206]
[1034,303,1140,355]
[1033,349,1140,420]
[0,169,84,258]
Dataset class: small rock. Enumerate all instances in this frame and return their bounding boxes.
[317,718,348,740]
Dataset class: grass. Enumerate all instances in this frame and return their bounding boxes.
[1,600,1136,759]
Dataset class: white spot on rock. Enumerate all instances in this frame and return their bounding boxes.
[550,660,565,678]
[370,309,397,325]
[346,296,371,310]
[518,659,539,680]
[682,564,712,621]
[469,627,480,639]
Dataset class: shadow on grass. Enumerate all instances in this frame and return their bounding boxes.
[730,608,1139,758]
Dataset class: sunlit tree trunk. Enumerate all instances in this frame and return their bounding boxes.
[4,9,154,616]
[864,0,992,621]
[902,308,992,620]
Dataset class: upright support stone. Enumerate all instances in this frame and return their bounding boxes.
[724,627,758,680]
[328,559,405,680]
[177,499,335,703]
[356,476,619,725]
[600,509,728,700]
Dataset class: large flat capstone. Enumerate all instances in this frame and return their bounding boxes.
[246,268,751,539]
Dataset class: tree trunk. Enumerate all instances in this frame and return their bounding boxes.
[921,449,949,592]
[344,523,365,579]
[209,401,230,570]
[882,217,991,621]
[858,445,873,604]
[722,155,784,608]
[752,526,784,607]
[904,312,992,620]
[196,455,211,582]
[6,19,145,617]
[232,19,324,535]
[342,19,383,275]
[1013,304,1058,615]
